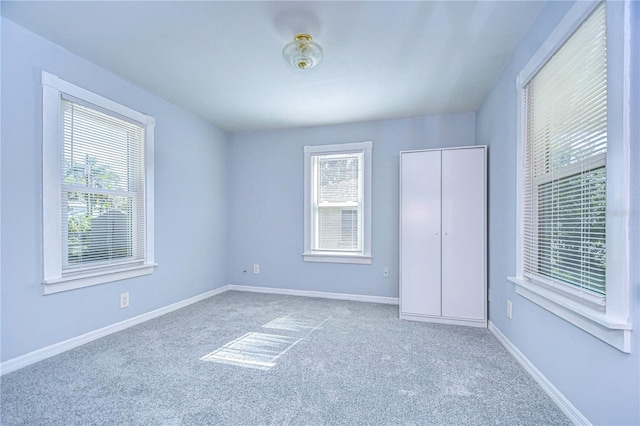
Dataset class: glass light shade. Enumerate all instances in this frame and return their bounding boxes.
[282,34,323,70]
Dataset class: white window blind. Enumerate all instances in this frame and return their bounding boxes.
[522,2,607,300]
[311,151,363,252]
[61,97,146,271]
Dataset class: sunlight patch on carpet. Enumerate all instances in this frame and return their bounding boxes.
[262,314,331,334]
[201,332,301,370]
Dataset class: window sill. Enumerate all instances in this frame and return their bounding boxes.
[303,253,372,264]
[508,276,631,353]
[43,263,157,295]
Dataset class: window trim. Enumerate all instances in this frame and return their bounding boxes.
[303,141,372,264]
[509,0,632,352]
[41,71,156,294]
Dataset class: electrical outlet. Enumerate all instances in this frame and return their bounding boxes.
[120,292,130,308]
[382,267,389,278]
[506,300,513,319]
[253,264,260,274]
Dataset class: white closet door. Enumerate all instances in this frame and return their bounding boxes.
[400,151,442,316]
[441,148,486,320]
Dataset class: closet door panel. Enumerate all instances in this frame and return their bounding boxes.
[400,151,442,316]
[441,148,486,320]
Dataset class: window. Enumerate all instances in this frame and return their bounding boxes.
[42,71,155,294]
[510,1,632,352]
[523,2,608,303]
[303,142,372,264]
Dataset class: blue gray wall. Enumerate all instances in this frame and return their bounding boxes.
[3,4,639,423]
[0,18,229,361]
[476,1,640,424]
[227,115,475,298]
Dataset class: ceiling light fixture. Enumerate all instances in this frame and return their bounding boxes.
[282,33,323,70]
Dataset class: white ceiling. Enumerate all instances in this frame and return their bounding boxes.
[1,1,545,132]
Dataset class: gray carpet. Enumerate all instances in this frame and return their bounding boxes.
[1,291,570,425]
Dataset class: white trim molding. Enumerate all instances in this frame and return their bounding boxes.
[489,321,592,426]
[400,313,486,328]
[0,287,227,376]
[227,284,398,305]
[43,264,157,295]
[509,277,631,353]
[302,253,372,264]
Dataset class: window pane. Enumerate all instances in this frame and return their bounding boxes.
[67,192,133,265]
[313,152,363,252]
[61,98,145,270]
[341,209,358,248]
[535,167,606,295]
[62,100,144,192]
[317,155,360,203]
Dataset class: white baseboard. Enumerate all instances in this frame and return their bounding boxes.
[488,321,591,426]
[227,284,399,305]
[0,286,228,376]
[400,312,487,328]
